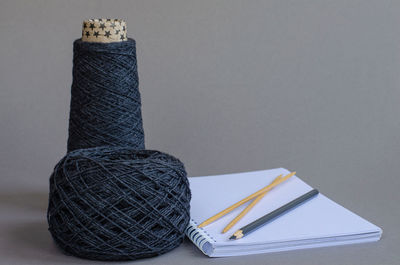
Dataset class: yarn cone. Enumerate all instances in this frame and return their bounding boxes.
[67,34,145,152]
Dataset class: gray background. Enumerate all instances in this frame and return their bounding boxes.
[0,0,399,264]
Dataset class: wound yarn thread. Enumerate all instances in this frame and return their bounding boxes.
[48,147,191,261]
[48,34,191,261]
[68,38,145,152]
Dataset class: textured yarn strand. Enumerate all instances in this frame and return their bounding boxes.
[67,39,145,152]
[47,146,191,261]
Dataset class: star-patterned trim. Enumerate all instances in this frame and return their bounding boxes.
[81,19,127,43]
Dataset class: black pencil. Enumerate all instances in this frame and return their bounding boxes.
[229,189,319,240]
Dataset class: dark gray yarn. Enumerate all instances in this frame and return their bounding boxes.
[67,39,145,152]
[47,147,191,261]
[47,38,191,261]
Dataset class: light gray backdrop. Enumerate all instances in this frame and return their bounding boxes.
[0,0,399,264]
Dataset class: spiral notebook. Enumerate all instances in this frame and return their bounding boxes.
[186,168,382,257]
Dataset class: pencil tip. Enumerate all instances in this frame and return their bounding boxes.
[230,230,244,240]
[198,224,204,228]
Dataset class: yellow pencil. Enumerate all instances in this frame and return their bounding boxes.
[222,175,283,233]
[198,172,296,228]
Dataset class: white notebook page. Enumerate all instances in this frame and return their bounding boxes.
[189,168,381,247]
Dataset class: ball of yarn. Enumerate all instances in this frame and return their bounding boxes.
[67,39,145,152]
[47,146,191,261]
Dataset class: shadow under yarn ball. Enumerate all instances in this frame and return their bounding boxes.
[47,147,191,261]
